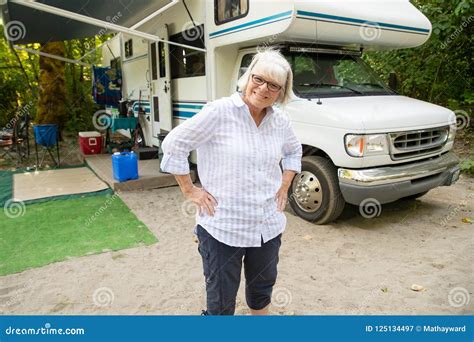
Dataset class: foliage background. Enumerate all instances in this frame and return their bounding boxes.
[0,1,472,170]
[0,35,109,132]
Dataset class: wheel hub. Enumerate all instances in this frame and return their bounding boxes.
[291,171,323,213]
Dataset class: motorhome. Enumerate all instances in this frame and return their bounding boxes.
[3,0,460,224]
[100,0,459,224]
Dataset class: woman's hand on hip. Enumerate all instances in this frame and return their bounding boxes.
[184,185,218,216]
[276,170,297,212]
[275,185,289,212]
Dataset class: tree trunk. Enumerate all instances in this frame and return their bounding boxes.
[36,41,67,137]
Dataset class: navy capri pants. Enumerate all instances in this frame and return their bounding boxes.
[195,224,282,315]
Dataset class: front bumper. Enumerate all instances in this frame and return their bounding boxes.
[338,151,460,205]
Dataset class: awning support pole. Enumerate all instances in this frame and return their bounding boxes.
[77,0,180,62]
[77,38,114,62]
[13,45,92,67]
[130,0,179,29]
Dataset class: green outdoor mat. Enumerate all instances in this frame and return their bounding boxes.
[0,194,158,276]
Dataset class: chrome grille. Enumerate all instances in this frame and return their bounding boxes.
[389,126,449,160]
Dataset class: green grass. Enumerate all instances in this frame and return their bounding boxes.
[460,158,474,176]
[0,194,158,276]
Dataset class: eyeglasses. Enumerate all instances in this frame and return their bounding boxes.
[251,74,283,92]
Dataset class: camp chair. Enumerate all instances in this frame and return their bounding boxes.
[15,113,31,160]
[0,121,26,165]
[34,124,60,168]
[0,130,17,163]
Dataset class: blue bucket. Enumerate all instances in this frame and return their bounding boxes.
[34,124,57,147]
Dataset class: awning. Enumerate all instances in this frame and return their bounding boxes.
[1,0,205,65]
[1,0,172,44]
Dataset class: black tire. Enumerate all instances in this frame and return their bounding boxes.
[288,156,345,224]
[403,190,429,200]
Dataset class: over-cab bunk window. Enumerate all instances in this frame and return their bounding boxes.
[215,0,249,25]
[169,24,205,79]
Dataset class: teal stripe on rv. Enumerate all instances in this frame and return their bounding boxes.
[172,102,204,119]
[296,10,430,34]
[172,104,205,110]
[173,110,197,119]
[209,10,293,39]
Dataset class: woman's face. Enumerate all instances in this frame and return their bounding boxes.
[244,65,284,110]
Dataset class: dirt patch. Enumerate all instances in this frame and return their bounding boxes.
[0,176,472,315]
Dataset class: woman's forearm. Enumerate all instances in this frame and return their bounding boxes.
[281,170,297,190]
[174,174,195,196]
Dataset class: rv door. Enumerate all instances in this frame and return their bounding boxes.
[149,25,172,145]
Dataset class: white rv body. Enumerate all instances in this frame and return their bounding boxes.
[101,0,459,223]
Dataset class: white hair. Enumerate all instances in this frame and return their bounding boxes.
[237,48,294,105]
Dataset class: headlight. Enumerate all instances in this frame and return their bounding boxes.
[447,123,457,143]
[345,134,389,157]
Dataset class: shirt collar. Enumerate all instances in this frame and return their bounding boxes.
[231,92,275,115]
[231,92,246,107]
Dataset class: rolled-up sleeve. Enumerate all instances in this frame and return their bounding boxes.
[160,104,219,175]
[281,121,302,173]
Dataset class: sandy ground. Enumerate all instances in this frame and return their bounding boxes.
[0,175,473,315]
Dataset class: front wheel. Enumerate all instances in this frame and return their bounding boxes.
[288,156,345,224]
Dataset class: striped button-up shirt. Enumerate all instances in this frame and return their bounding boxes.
[161,92,302,247]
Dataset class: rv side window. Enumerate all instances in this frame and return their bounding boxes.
[124,39,133,58]
[169,24,205,79]
[215,0,249,25]
[110,57,121,72]
[158,42,166,78]
[238,53,254,78]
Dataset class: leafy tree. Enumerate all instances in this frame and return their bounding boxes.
[364,0,473,110]
[36,41,67,132]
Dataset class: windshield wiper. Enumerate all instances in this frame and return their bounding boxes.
[359,82,387,89]
[298,83,364,95]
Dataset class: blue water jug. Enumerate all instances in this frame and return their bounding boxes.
[112,151,139,182]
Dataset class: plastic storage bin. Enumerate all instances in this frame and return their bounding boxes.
[112,151,139,182]
[78,131,102,155]
[34,124,57,147]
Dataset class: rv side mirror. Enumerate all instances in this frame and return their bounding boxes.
[388,72,399,92]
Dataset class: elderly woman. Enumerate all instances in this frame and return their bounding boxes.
[160,49,302,315]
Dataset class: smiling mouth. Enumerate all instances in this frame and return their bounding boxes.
[253,91,268,100]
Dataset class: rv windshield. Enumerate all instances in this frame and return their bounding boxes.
[285,52,394,98]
